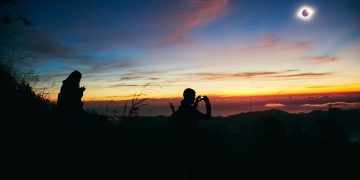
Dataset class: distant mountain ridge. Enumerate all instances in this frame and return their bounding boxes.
[133,108,360,140]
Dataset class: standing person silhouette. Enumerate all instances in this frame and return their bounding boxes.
[169,88,211,179]
[57,70,86,114]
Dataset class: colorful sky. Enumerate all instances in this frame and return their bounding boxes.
[3,0,360,115]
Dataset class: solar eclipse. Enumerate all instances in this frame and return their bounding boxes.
[296,6,315,21]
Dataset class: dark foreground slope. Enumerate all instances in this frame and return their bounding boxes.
[1,64,360,179]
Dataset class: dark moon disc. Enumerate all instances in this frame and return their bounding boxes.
[302,9,309,17]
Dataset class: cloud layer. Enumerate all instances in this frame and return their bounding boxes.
[162,0,228,43]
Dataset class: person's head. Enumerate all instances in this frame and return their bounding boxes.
[183,88,196,105]
[67,70,82,83]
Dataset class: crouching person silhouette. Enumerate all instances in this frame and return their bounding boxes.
[169,88,211,179]
[57,70,85,114]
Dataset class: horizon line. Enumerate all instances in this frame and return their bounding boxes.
[47,90,360,102]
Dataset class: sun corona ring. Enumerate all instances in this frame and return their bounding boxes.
[296,5,316,21]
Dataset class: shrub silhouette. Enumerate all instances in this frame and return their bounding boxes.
[107,93,148,125]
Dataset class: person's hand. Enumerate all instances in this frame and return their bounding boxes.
[202,96,209,103]
[80,86,86,92]
[196,96,203,102]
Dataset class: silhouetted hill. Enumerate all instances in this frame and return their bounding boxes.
[228,109,292,118]
[222,108,357,127]
[136,108,360,136]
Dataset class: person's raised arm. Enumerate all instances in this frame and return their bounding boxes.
[193,96,202,109]
[203,96,211,119]
[194,96,211,120]
[79,86,86,98]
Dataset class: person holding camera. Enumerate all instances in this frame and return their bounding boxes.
[168,88,212,178]
[169,88,211,138]
[57,70,86,114]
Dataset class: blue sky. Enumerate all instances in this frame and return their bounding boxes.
[3,0,360,100]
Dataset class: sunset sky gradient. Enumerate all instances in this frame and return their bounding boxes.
[5,0,360,115]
